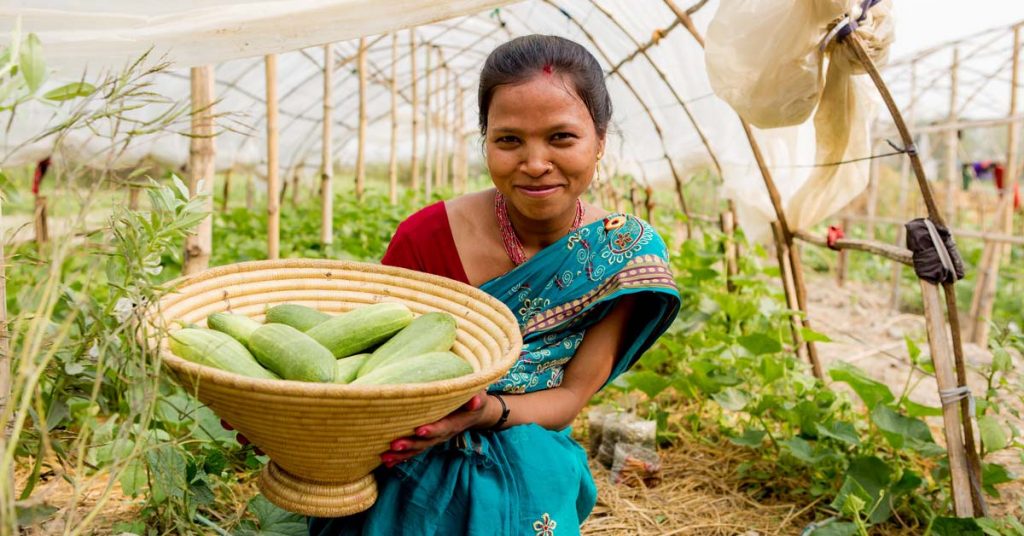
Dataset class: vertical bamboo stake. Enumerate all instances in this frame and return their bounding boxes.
[721,210,738,292]
[945,47,960,225]
[424,46,434,200]
[971,25,1021,346]
[246,172,255,211]
[221,168,233,212]
[920,281,974,517]
[644,186,655,225]
[410,30,420,195]
[442,67,453,189]
[837,215,851,287]
[128,187,141,210]
[355,37,367,202]
[266,54,280,260]
[772,221,808,362]
[456,85,469,194]
[890,61,917,312]
[388,33,399,205]
[321,44,334,247]
[33,196,48,244]
[184,65,216,275]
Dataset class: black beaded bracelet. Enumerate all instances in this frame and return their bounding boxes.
[488,393,510,431]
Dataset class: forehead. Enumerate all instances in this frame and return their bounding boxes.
[487,75,594,130]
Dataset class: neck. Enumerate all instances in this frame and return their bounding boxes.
[505,199,581,251]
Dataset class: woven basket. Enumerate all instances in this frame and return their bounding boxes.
[150,259,522,517]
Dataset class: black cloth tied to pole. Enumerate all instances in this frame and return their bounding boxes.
[904,218,966,284]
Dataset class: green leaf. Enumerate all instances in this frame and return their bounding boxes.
[816,421,860,446]
[982,462,1014,498]
[42,81,96,101]
[992,347,1012,373]
[978,415,1008,452]
[799,326,832,343]
[738,333,782,356]
[18,33,45,92]
[728,428,766,447]
[931,517,984,536]
[781,437,820,464]
[871,405,943,456]
[234,494,308,536]
[808,521,859,536]
[626,370,671,399]
[16,503,58,526]
[902,398,943,418]
[829,361,894,410]
[712,387,750,411]
[831,456,894,524]
[905,336,921,363]
[146,444,188,503]
[119,460,146,497]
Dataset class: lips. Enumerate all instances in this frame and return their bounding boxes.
[515,184,565,198]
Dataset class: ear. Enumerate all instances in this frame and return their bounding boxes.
[596,135,607,160]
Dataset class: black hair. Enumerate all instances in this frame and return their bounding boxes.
[478,35,611,138]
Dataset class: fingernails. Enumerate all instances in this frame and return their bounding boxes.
[393,442,405,452]
[416,428,429,437]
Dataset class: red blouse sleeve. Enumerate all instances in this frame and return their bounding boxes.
[380,201,471,285]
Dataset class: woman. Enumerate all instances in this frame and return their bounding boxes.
[309,34,680,535]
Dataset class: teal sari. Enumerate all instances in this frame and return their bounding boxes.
[309,214,680,536]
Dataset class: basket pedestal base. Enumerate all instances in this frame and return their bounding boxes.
[258,461,378,517]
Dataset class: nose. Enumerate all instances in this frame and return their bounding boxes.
[519,145,553,178]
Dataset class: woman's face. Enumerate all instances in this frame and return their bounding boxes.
[485,74,605,224]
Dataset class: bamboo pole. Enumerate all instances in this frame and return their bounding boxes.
[424,46,434,200]
[920,281,974,517]
[845,214,1024,245]
[435,61,448,192]
[355,37,367,202]
[847,32,984,516]
[128,187,141,210]
[945,47,960,225]
[0,194,8,442]
[246,172,255,212]
[266,55,280,260]
[771,221,808,362]
[456,85,469,194]
[388,33,399,205]
[221,168,233,212]
[866,143,881,241]
[321,44,334,246]
[184,65,216,275]
[33,196,48,244]
[410,30,421,196]
[970,24,1021,346]
[721,210,738,291]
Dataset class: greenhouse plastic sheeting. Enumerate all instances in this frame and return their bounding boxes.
[2,0,897,243]
[706,0,893,239]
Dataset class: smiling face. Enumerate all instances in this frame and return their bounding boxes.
[485,74,605,225]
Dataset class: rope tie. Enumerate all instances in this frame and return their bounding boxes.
[923,218,957,277]
[820,0,882,51]
[939,385,976,420]
[886,138,917,156]
[826,225,845,250]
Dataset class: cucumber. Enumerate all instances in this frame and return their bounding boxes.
[169,328,278,380]
[265,304,331,332]
[248,323,336,382]
[333,353,370,384]
[306,302,414,358]
[357,312,457,377]
[207,312,262,347]
[350,352,472,386]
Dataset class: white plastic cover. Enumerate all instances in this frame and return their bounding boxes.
[706,0,894,239]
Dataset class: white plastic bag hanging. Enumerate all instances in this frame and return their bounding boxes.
[705,0,894,239]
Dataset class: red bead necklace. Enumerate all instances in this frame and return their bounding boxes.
[494,191,585,266]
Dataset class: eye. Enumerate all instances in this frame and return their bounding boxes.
[495,135,520,144]
[551,132,577,143]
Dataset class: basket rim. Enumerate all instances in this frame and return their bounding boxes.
[151,258,522,399]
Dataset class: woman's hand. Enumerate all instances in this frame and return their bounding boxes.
[220,419,264,455]
[380,391,496,468]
